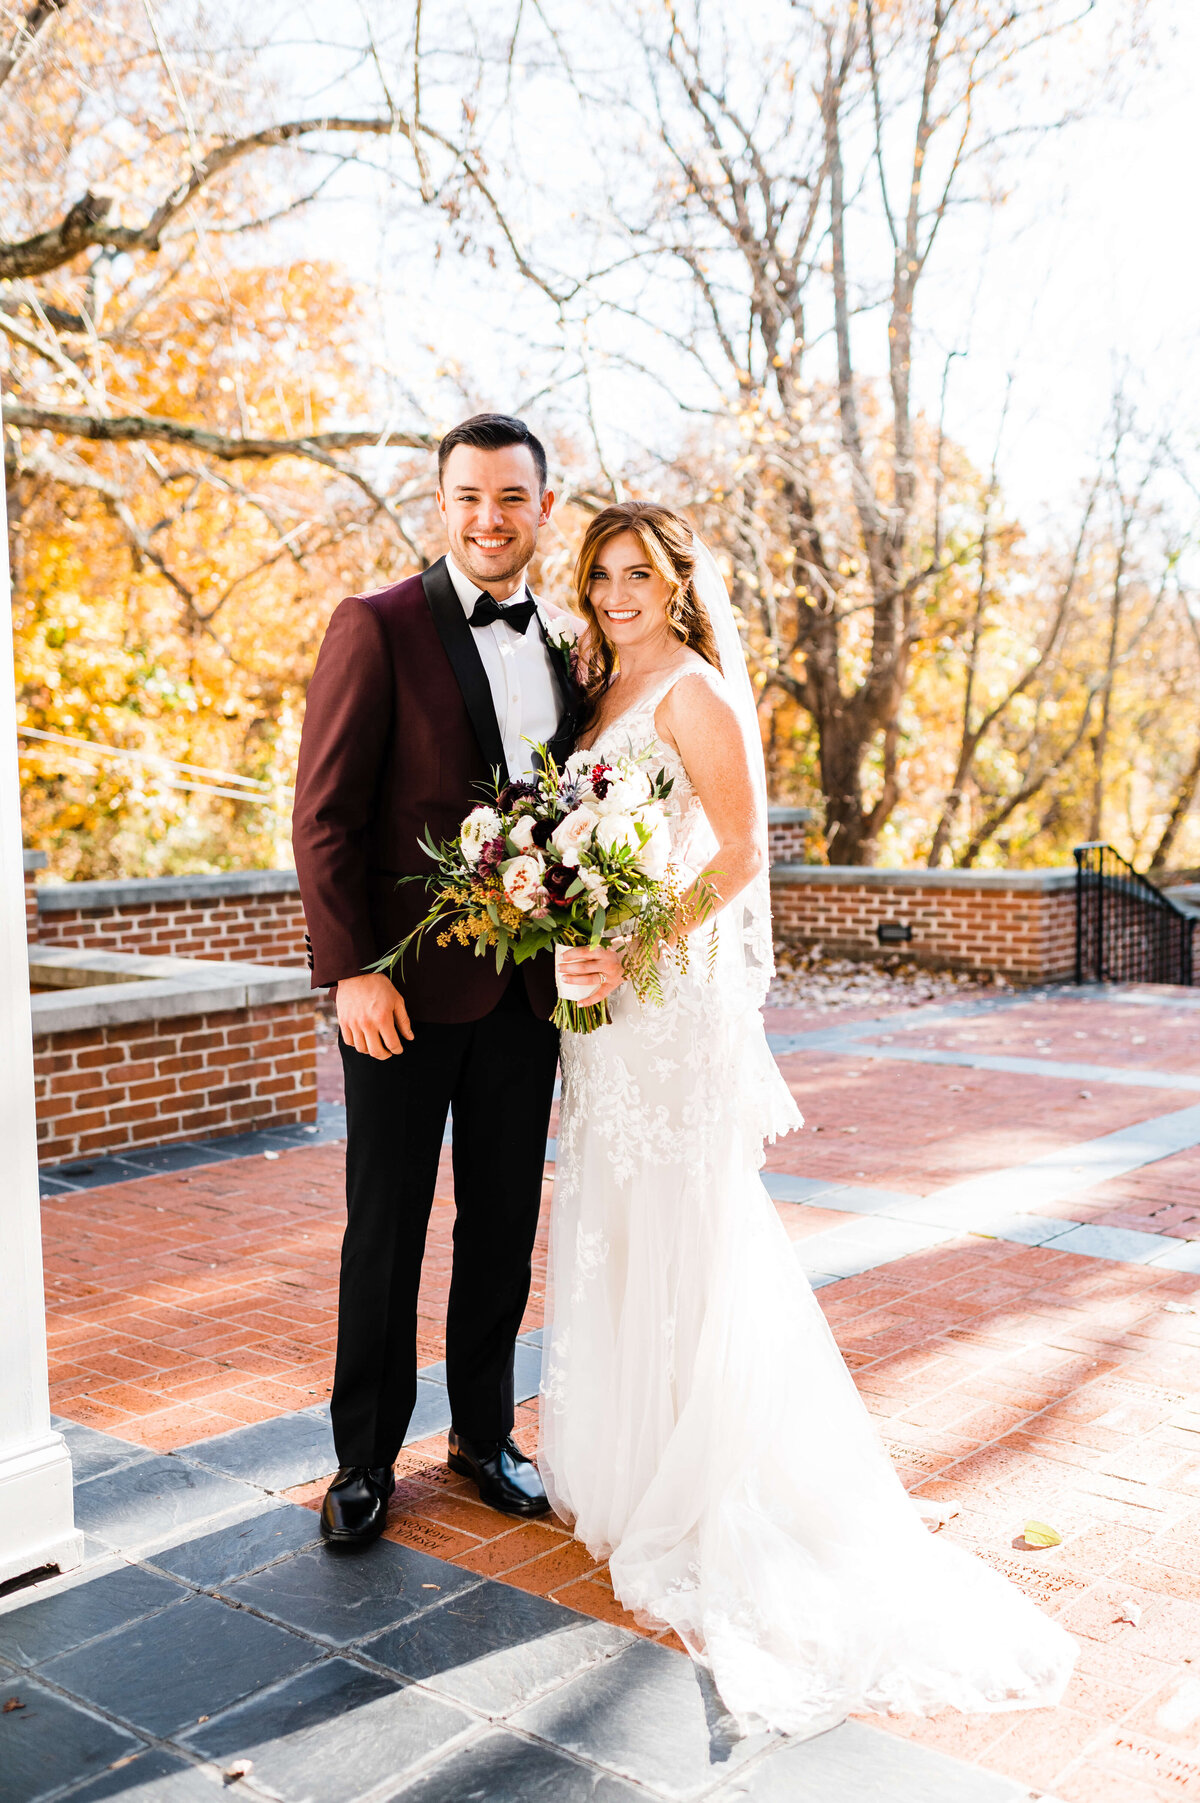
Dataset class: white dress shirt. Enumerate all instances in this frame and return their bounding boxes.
[446,555,562,779]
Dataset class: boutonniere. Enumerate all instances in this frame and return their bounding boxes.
[542,610,582,656]
[539,607,584,693]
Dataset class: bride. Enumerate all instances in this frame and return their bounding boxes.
[546,501,1075,1738]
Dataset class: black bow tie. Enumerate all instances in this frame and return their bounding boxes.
[469,593,536,635]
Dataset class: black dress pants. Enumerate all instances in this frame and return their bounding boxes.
[331,979,559,1468]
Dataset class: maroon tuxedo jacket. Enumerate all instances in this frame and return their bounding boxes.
[292,557,576,1022]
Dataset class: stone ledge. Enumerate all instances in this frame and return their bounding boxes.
[23,848,48,873]
[766,806,815,826]
[36,868,301,912]
[770,863,1076,893]
[29,948,313,1034]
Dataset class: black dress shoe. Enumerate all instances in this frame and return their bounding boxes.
[447,1430,550,1517]
[320,1465,395,1546]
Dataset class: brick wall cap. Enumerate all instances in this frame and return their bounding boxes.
[29,947,311,1033]
[36,867,300,911]
[23,849,48,873]
[769,863,1076,893]
[766,807,816,826]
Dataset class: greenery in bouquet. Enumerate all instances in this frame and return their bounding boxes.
[373,745,715,1032]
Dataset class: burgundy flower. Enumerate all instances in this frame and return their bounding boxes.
[542,862,575,904]
[497,778,538,810]
[476,835,507,879]
[531,816,555,849]
[591,762,611,801]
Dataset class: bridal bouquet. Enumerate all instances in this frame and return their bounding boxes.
[374,746,712,1032]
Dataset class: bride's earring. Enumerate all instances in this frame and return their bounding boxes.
[667,591,688,641]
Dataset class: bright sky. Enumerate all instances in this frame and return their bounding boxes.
[260,1,1199,544]
[929,0,1200,532]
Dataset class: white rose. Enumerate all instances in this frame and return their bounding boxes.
[613,755,653,799]
[577,867,609,913]
[633,803,670,879]
[596,765,654,816]
[594,813,641,857]
[551,805,599,868]
[501,854,545,912]
[508,814,539,852]
[461,805,502,867]
[546,611,581,650]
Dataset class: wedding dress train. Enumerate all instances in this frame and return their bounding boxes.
[538,669,1075,1738]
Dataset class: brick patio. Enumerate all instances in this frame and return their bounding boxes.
[8,980,1200,1801]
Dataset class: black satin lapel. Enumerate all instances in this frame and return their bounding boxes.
[422,557,508,784]
[531,597,573,720]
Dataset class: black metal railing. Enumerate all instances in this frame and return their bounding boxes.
[1075,842,1196,986]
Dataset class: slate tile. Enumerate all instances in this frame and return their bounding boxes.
[361,1579,631,1716]
[224,1539,478,1645]
[760,1173,844,1204]
[62,1748,221,1800]
[112,1142,239,1175]
[0,1563,184,1668]
[1149,1238,1200,1274]
[180,1657,473,1802]
[708,1718,1028,1801]
[403,1381,454,1447]
[147,1505,321,1589]
[41,1158,141,1191]
[795,1219,954,1281]
[180,1411,336,1491]
[55,1421,153,1485]
[974,1212,1086,1247]
[387,1728,645,1801]
[512,1339,542,1405]
[41,1592,315,1738]
[519,1327,544,1351]
[510,1637,770,1800]
[72,1455,262,1550]
[1044,1223,1168,1264]
[0,1672,138,1803]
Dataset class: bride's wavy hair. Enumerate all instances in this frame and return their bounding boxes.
[571,503,721,723]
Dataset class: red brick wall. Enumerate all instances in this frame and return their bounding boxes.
[25,869,39,942]
[35,893,307,966]
[33,999,317,1166]
[766,819,813,864]
[770,874,1076,981]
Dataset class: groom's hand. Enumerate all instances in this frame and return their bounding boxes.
[336,973,414,1059]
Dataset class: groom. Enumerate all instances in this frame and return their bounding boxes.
[293,414,577,1547]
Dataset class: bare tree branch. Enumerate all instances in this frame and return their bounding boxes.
[0,0,64,94]
[0,113,420,279]
[4,401,433,460]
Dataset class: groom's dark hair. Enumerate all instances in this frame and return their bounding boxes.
[437,413,548,493]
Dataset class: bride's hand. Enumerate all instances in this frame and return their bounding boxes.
[557,943,626,1006]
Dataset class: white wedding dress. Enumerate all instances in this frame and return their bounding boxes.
[539,660,1076,1738]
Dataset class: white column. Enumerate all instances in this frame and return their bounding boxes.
[0,455,83,1585]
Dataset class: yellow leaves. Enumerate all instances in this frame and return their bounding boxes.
[1020,1521,1062,1549]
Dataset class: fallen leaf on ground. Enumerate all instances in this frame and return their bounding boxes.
[1115,1599,1142,1626]
[3,1698,24,1712]
[263,1151,280,1161]
[916,1501,959,1531]
[1164,1302,1198,1316]
[1022,1521,1062,1548]
[224,1759,254,1781]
